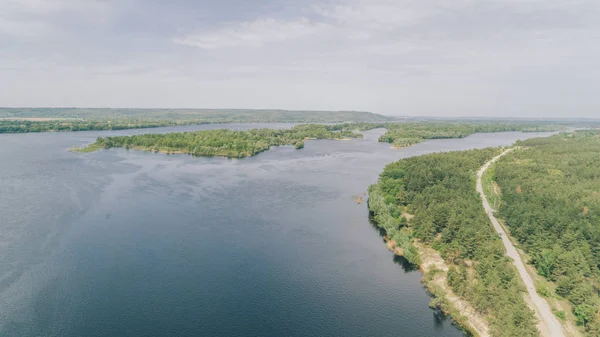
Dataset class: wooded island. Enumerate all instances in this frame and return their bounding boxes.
[74,124,361,158]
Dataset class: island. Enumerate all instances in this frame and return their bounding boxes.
[72,124,362,158]
[339,122,571,148]
[72,122,574,158]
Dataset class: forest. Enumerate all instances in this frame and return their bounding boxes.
[68,121,580,160]
[1,119,569,136]
[2,107,596,135]
[0,119,208,133]
[492,131,600,334]
[0,108,392,133]
[329,121,573,147]
[375,123,568,147]
[368,148,539,336]
[78,124,362,158]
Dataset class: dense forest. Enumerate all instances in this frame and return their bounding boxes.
[78,124,361,158]
[0,109,391,134]
[2,107,597,135]
[368,148,538,336]
[0,108,392,133]
[493,131,600,334]
[375,123,569,147]
[69,121,579,160]
[330,122,574,147]
[0,119,209,133]
[0,118,574,137]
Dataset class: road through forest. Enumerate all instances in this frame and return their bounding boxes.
[476,149,565,337]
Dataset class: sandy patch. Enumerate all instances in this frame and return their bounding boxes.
[415,242,491,337]
[382,233,490,337]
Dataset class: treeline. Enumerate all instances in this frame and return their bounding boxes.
[0,116,581,137]
[0,119,211,133]
[0,109,590,137]
[0,108,392,126]
[0,109,392,134]
[83,124,361,158]
[494,131,600,333]
[66,120,575,161]
[376,123,568,148]
[368,148,538,336]
[330,122,570,148]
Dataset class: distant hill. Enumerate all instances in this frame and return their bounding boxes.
[0,108,394,123]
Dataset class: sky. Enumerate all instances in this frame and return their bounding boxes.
[0,0,599,118]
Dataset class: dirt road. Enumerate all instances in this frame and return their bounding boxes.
[476,149,565,337]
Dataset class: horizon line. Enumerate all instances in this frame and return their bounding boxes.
[1,107,599,121]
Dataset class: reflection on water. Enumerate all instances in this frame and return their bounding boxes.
[368,213,388,239]
[368,212,419,272]
[393,255,419,273]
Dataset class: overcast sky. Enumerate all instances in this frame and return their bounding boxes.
[1,0,599,117]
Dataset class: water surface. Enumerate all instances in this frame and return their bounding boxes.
[0,125,554,336]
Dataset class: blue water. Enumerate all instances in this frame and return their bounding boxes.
[0,125,554,336]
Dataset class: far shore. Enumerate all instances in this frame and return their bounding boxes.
[0,117,82,121]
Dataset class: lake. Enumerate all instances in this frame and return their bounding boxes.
[0,125,554,336]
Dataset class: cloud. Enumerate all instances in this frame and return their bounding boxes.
[0,0,111,38]
[0,0,599,117]
[172,0,435,50]
[170,0,599,64]
[0,17,54,38]
[173,18,331,49]
[166,0,600,95]
[312,0,435,27]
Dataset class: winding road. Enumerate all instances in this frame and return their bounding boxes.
[476,149,565,337]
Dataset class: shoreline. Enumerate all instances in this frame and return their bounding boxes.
[72,137,358,157]
[382,234,489,337]
[72,144,256,158]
